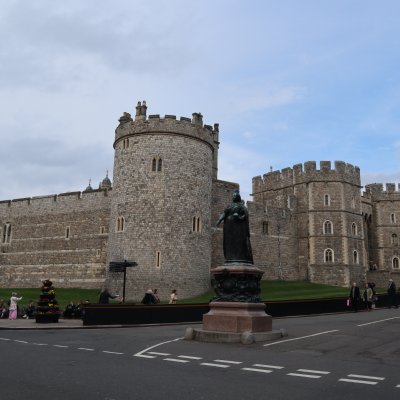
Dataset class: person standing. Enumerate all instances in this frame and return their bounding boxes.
[363,283,373,311]
[349,282,361,312]
[141,289,156,305]
[387,279,398,309]
[169,289,178,304]
[153,289,160,304]
[8,292,22,320]
[98,287,119,304]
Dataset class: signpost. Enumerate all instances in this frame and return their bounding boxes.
[108,260,137,303]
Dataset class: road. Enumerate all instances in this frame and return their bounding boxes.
[1,308,399,400]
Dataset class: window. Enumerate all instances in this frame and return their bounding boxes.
[116,217,125,232]
[392,234,398,245]
[351,223,357,236]
[2,223,11,244]
[100,226,106,234]
[323,220,333,234]
[152,157,162,172]
[324,194,331,206]
[324,248,334,263]
[122,138,129,149]
[262,221,269,235]
[65,226,70,239]
[353,250,358,264]
[156,251,161,268]
[391,213,396,224]
[96,249,101,258]
[351,197,356,209]
[192,216,201,233]
[392,257,399,269]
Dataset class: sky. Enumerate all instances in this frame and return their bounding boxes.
[1,0,400,201]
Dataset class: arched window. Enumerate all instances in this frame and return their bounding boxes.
[391,213,396,224]
[323,220,333,234]
[353,250,358,264]
[351,223,357,236]
[324,248,334,263]
[157,158,162,172]
[192,216,201,232]
[392,257,399,269]
[2,223,11,243]
[116,217,125,232]
[151,157,162,172]
[152,158,157,171]
[262,221,269,235]
[392,234,398,245]
[324,194,331,206]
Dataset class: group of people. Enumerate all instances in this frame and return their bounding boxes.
[141,289,178,305]
[0,293,35,320]
[349,279,399,312]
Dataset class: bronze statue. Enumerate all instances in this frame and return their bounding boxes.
[217,190,253,264]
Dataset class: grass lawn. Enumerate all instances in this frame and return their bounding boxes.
[0,280,381,309]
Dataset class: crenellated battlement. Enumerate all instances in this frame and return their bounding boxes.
[0,188,111,214]
[114,101,219,148]
[363,183,400,199]
[252,160,361,194]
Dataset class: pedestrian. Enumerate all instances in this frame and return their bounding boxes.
[363,283,373,311]
[0,298,9,319]
[169,289,178,304]
[387,279,398,309]
[98,287,120,304]
[8,292,22,320]
[153,289,160,304]
[141,289,156,305]
[349,282,361,312]
[22,300,36,319]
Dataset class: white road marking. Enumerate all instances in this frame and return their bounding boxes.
[0,338,11,341]
[103,351,124,355]
[339,378,378,385]
[297,369,330,375]
[396,384,400,388]
[357,317,400,327]
[78,347,95,351]
[14,340,28,343]
[287,373,321,379]
[263,330,339,347]
[253,364,284,369]
[200,363,230,368]
[133,337,184,357]
[163,358,189,363]
[178,355,203,360]
[347,374,385,381]
[339,374,385,385]
[242,367,273,373]
[33,343,48,346]
[53,345,69,348]
[213,359,242,364]
[148,352,170,356]
[134,354,156,359]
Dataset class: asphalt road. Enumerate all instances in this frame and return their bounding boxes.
[1,308,399,400]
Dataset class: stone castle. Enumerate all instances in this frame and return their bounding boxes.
[0,102,398,300]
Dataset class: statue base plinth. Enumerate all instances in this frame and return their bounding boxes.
[202,301,272,332]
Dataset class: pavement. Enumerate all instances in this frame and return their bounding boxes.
[0,317,84,330]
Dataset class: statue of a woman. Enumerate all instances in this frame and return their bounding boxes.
[217,190,253,264]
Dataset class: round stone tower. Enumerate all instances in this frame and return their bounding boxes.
[107,101,219,301]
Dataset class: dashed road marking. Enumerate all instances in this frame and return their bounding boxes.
[133,337,184,358]
[103,350,124,355]
[78,347,95,351]
[178,355,203,360]
[0,338,11,341]
[134,354,156,359]
[33,343,48,346]
[357,317,400,327]
[14,340,28,344]
[53,345,69,348]
[288,369,330,379]
[339,374,385,385]
[213,359,242,365]
[253,364,284,370]
[200,362,231,368]
[163,358,189,363]
[148,351,170,356]
[242,367,273,373]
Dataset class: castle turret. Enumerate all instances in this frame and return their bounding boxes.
[107,101,220,300]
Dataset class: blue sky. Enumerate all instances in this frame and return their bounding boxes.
[1,0,400,201]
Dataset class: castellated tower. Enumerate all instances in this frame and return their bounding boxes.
[107,101,220,300]
[252,161,367,286]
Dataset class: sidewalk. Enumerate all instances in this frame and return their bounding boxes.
[0,317,84,330]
